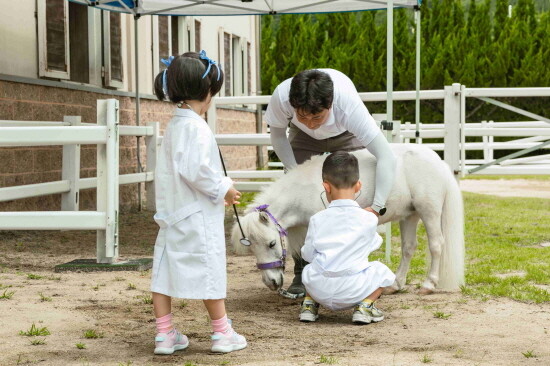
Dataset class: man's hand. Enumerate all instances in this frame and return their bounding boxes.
[224,187,241,206]
[365,207,380,217]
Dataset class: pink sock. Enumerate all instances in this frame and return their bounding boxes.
[155,313,173,334]
[211,314,230,333]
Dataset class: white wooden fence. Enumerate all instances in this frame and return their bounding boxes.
[0,100,123,263]
[1,85,548,263]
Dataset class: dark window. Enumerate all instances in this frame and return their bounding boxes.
[158,16,169,61]
[224,32,231,96]
[69,2,89,83]
[46,0,67,72]
[109,12,123,82]
[194,20,201,51]
[247,41,251,95]
[171,17,179,56]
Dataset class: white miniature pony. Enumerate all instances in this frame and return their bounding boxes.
[231,144,464,295]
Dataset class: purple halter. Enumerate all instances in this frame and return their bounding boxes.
[254,204,287,270]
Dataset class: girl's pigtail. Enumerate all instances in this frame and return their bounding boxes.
[154,71,166,101]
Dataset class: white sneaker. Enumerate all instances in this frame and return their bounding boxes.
[211,328,247,353]
[299,299,320,322]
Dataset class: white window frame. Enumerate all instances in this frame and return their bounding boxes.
[102,11,124,89]
[37,0,70,80]
[231,36,249,97]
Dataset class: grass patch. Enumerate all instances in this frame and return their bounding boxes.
[433,311,452,319]
[370,192,550,303]
[420,354,433,363]
[83,329,103,339]
[463,175,550,181]
[319,355,338,364]
[235,192,257,208]
[76,343,87,349]
[522,350,536,358]
[27,273,43,280]
[126,283,136,290]
[136,294,153,304]
[30,338,46,345]
[1,289,15,300]
[38,292,52,302]
[19,323,50,337]
[183,362,197,366]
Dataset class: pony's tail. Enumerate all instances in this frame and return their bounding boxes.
[438,173,465,290]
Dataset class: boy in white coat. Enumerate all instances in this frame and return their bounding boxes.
[300,151,396,324]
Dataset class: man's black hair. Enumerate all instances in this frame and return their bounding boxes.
[289,70,334,115]
[322,151,360,189]
[154,51,224,103]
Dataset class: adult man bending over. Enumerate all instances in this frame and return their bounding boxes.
[265,69,396,296]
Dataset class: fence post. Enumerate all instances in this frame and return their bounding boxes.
[146,121,159,211]
[206,101,217,133]
[444,84,461,179]
[488,120,494,162]
[96,99,120,264]
[61,116,81,211]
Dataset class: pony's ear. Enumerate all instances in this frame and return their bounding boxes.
[258,211,269,225]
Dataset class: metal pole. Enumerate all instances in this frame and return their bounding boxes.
[415,6,421,143]
[385,0,393,264]
[134,14,143,211]
[255,15,264,169]
[387,0,393,124]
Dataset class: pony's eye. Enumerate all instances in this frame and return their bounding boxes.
[269,240,276,249]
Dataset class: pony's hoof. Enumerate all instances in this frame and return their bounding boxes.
[418,287,434,295]
[383,287,400,295]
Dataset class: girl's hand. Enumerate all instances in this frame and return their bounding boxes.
[224,187,241,206]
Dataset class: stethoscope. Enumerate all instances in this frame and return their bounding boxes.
[319,189,362,209]
[181,102,251,247]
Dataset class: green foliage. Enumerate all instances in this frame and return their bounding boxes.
[368,192,550,303]
[261,0,550,131]
[0,289,15,299]
[19,323,51,337]
[83,329,103,339]
[319,355,338,364]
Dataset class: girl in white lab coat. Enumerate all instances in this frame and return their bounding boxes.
[150,51,246,355]
[299,151,395,324]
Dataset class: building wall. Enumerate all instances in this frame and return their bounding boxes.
[0,2,263,212]
[0,1,259,97]
[0,79,265,212]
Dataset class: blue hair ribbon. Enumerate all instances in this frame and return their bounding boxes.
[161,56,175,97]
[199,50,221,81]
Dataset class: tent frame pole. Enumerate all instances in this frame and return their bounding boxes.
[385,0,393,263]
[134,12,143,211]
[415,5,421,143]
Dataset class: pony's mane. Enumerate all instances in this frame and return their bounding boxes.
[247,155,326,213]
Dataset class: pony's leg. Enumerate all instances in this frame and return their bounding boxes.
[417,210,444,294]
[384,214,420,295]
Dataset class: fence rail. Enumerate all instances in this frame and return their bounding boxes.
[1,86,549,264]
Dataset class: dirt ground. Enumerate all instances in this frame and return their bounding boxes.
[1,180,549,366]
[460,179,550,199]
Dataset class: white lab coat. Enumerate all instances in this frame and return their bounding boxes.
[150,108,233,299]
[301,199,396,310]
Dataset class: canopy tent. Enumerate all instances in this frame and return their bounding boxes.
[71,0,420,16]
[70,0,423,223]
[69,0,422,262]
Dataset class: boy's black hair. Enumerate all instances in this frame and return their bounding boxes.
[289,69,334,115]
[154,51,224,103]
[322,151,360,189]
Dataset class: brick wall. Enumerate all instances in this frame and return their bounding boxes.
[0,80,266,211]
